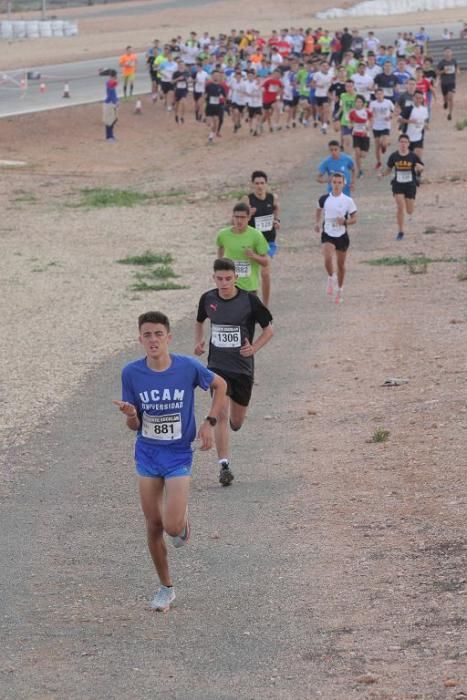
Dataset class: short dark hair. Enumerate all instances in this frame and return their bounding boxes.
[331,172,345,181]
[251,170,268,182]
[328,140,341,148]
[213,257,236,273]
[233,202,250,215]
[399,133,410,141]
[138,311,170,331]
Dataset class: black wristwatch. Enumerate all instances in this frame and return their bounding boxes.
[205,416,217,427]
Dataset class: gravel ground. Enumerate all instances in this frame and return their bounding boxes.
[1,153,466,697]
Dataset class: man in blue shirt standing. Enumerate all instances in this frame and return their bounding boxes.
[114,311,226,611]
[317,140,355,196]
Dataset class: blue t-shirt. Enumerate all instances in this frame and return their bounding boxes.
[121,354,214,457]
[318,154,355,196]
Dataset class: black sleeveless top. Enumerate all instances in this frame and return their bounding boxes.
[248,192,276,242]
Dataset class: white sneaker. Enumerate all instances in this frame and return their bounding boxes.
[326,274,336,296]
[335,288,343,304]
[150,585,176,611]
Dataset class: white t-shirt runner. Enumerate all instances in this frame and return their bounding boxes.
[405,104,428,142]
[194,70,209,94]
[353,73,374,102]
[244,80,263,108]
[369,98,394,131]
[318,192,357,237]
[229,77,247,106]
[313,70,333,98]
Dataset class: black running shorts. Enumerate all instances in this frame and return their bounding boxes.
[321,231,350,251]
[210,369,253,407]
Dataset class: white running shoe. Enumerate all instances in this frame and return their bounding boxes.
[326,274,336,296]
[150,585,176,611]
[335,288,343,304]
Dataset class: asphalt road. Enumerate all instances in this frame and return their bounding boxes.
[0,21,462,118]
[0,54,151,118]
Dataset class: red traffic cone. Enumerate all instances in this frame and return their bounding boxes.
[134,98,142,115]
[63,82,70,98]
[39,82,46,93]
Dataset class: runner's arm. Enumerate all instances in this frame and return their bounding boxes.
[315,205,323,233]
[244,249,268,267]
[217,246,224,258]
[273,193,281,228]
[240,323,273,357]
[316,167,328,184]
[194,321,206,355]
[112,400,141,431]
[197,374,227,450]
[342,210,357,226]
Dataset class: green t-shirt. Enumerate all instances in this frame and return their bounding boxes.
[339,92,357,126]
[216,225,268,292]
[345,62,358,78]
[296,67,309,97]
[153,54,167,74]
[318,36,332,54]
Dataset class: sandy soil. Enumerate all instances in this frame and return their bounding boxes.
[2,0,467,69]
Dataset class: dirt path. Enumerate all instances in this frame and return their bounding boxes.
[1,124,466,697]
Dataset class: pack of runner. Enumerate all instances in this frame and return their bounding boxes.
[113,27,460,611]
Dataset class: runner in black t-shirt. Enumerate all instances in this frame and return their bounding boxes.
[205,70,227,144]
[330,66,348,127]
[172,60,190,124]
[194,258,273,486]
[380,133,424,240]
[374,62,398,103]
[242,169,281,308]
[437,47,459,121]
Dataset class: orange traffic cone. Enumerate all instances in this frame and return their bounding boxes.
[134,98,142,115]
[63,82,70,98]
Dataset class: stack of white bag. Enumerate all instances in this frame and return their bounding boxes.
[0,20,78,39]
[317,0,467,19]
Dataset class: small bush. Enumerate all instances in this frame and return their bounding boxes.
[117,251,173,266]
[371,427,390,443]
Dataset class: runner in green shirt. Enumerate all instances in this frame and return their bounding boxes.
[216,202,269,294]
[338,80,357,153]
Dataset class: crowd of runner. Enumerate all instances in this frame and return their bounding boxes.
[112,25,463,612]
[110,25,460,137]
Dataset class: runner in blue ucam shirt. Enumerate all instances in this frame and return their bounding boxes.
[114,310,226,612]
[317,139,355,196]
